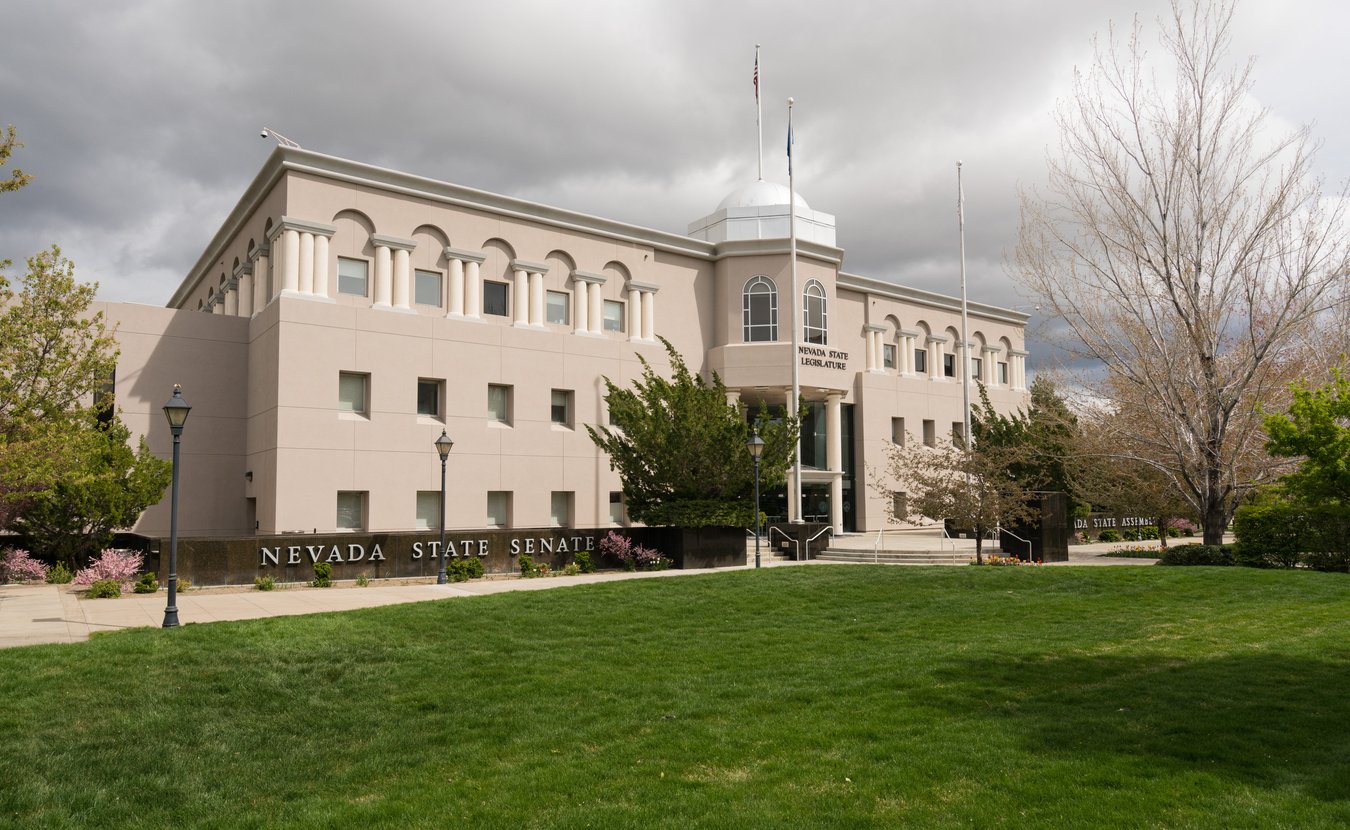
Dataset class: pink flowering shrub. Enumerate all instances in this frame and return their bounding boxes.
[0,548,49,584]
[73,549,145,589]
[599,531,670,571]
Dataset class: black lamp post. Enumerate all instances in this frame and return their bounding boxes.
[434,429,454,584]
[747,429,765,569]
[161,385,191,628]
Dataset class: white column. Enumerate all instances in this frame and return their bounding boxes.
[726,389,740,407]
[253,253,269,312]
[929,338,944,381]
[238,273,253,317]
[826,392,843,534]
[447,259,464,316]
[282,229,300,294]
[573,281,589,332]
[313,235,330,298]
[864,330,877,371]
[513,269,529,325]
[373,245,392,307]
[529,272,544,326]
[298,232,314,295]
[589,282,603,334]
[465,260,481,319]
[223,287,238,316]
[392,248,411,309]
[641,290,655,340]
[627,287,641,340]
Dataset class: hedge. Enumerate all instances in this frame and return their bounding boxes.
[1232,502,1350,572]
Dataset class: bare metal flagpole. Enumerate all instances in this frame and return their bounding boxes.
[788,97,802,524]
[958,161,972,448]
[755,45,763,181]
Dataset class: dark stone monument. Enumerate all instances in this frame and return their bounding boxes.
[1000,491,1070,563]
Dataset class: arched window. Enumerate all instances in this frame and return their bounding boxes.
[742,276,777,342]
[803,280,827,345]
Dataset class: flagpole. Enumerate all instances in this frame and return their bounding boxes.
[958,161,972,450]
[755,45,763,181]
[788,97,802,524]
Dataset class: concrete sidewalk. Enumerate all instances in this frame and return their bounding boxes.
[0,559,815,649]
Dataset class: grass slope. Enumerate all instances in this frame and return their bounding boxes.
[1,567,1346,829]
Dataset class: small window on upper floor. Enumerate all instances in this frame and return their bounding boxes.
[943,353,957,378]
[338,257,368,297]
[414,269,442,307]
[883,343,897,370]
[484,280,509,317]
[742,276,778,342]
[603,300,625,332]
[971,357,983,381]
[338,372,369,416]
[803,280,827,345]
[488,384,512,425]
[551,389,573,427]
[417,379,443,419]
[546,290,569,325]
[998,361,1009,385]
[915,348,929,374]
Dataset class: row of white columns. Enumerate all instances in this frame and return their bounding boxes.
[857,325,1025,391]
[207,223,656,340]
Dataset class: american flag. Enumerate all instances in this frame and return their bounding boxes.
[753,53,759,101]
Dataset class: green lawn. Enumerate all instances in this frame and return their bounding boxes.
[1,567,1346,829]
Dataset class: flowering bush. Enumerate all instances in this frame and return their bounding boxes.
[1,548,49,584]
[599,531,670,571]
[73,549,144,589]
[972,555,1042,567]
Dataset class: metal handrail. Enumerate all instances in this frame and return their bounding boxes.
[998,525,1034,561]
[768,526,798,561]
[804,525,834,561]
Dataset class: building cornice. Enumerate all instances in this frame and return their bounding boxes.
[837,271,1030,326]
[510,259,550,274]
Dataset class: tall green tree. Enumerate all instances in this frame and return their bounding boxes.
[0,124,32,193]
[971,377,1077,499]
[1263,369,1350,505]
[587,338,798,527]
[15,413,171,568]
[0,247,119,525]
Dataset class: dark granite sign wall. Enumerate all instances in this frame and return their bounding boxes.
[135,526,748,586]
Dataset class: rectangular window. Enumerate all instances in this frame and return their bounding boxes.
[892,491,908,521]
[883,343,897,370]
[603,300,625,332]
[922,419,936,447]
[609,491,625,524]
[488,384,512,425]
[550,491,572,527]
[336,491,366,531]
[417,379,442,418]
[483,280,509,317]
[414,269,442,306]
[338,372,368,415]
[546,290,569,325]
[415,491,439,530]
[998,362,1009,385]
[551,389,572,427]
[915,348,928,374]
[891,417,905,445]
[943,353,956,378]
[487,491,510,528]
[952,422,965,448]
[338,257,368,297]
[971,357,982,380]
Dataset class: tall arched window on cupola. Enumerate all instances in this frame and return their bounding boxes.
[742,275,778,342]
[803,279,827,345]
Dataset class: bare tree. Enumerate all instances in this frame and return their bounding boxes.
[872,435,1038,563]
[1014,0,1350,545]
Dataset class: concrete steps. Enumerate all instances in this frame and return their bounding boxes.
[814,547,975,565]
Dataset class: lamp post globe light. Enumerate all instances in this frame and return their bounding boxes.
[746,429,765,569]
[161,384,191,628]
[434,430,454,584]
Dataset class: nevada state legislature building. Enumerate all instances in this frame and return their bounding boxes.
[100,147,1029,561]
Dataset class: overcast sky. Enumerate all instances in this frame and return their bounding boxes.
[2,1,1346,370]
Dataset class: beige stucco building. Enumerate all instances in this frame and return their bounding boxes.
[107,148,1028,540]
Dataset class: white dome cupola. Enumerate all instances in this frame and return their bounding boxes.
[688,180,835,246]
